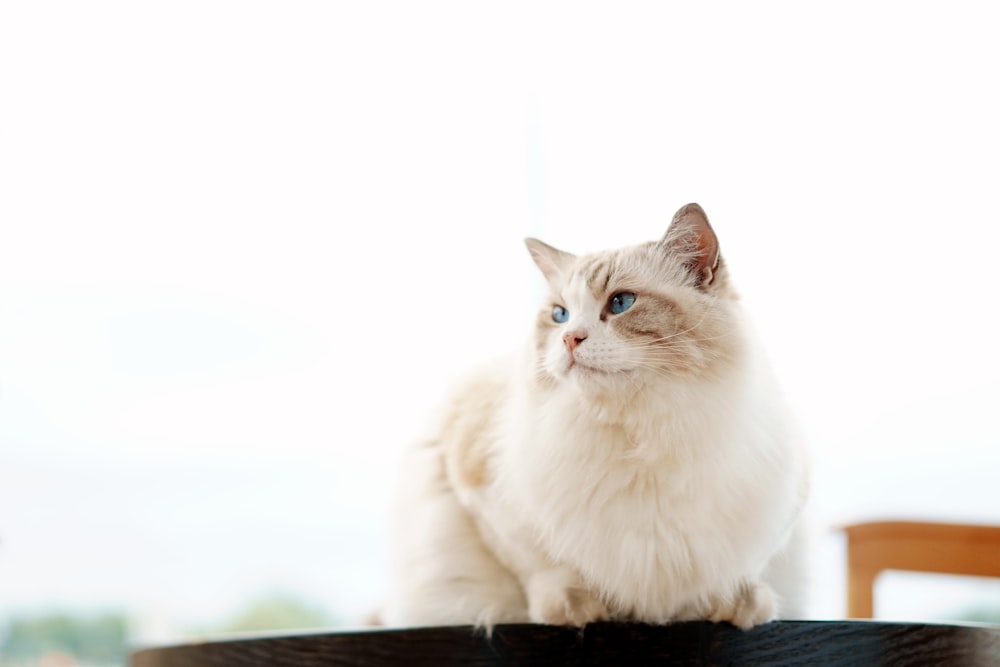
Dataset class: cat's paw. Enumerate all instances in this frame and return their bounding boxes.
[707,580,777,630]
[526,568,609,627]
[529,586,609,626]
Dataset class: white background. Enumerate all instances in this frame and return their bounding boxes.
[2,1,998,640]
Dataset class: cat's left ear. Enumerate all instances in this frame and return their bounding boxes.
[525,238,575,283]
[662,203,721,287]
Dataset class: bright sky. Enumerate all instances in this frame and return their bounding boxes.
[1,2,998,640]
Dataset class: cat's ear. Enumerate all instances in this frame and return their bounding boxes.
[525,238,575,283]
[662,203,721,287]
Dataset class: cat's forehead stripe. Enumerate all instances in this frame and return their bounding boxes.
[579,255,614,298]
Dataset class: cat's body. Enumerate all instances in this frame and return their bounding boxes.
[384,204,809,629]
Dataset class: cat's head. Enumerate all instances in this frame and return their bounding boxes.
[526,203,742,395]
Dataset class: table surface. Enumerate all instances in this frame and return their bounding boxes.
[130,620,1000,667]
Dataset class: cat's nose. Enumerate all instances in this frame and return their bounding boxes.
[563,330,588,352]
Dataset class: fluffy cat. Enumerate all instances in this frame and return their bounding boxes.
[384,203,810,630]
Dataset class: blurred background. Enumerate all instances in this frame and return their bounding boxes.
[2,2,998,664]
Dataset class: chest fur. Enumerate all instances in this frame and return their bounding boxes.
[486,385,796,609]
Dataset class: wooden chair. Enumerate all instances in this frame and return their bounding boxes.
[841,520,1000,618]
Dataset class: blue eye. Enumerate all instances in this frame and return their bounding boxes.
[552,305,569,323]
[609,292,636,315]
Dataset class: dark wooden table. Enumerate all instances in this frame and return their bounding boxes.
[130,620,1000,666]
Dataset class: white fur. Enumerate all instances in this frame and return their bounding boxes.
[383,221,810,629]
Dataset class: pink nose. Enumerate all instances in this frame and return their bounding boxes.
[563,331,587,352]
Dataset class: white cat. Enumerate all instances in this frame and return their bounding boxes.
[384,203,810,630]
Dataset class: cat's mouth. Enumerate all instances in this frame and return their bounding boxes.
[567,359,614,377]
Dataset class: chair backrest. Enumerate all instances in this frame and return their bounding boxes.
[841,520,1000,618]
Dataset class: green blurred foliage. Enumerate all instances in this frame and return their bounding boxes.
[955,604,1000,624]
[220,592,336,633]
[0,592,337,666]
[0,612,125,665]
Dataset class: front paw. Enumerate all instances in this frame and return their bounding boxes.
[530,585,609,626]
[707,580,777,630]
[526,569,609,626]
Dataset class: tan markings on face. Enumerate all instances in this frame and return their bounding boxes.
[609,293,683,340]
[530,240,740,382]
[602,247,735,376]
[580,255,615,300]
[627,291,737,376]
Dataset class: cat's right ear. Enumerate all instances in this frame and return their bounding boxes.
[525,238,575,283]
[661,203,721,288]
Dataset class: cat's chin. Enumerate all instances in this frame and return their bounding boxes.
[562,362,635,393]
[561,360,610,377]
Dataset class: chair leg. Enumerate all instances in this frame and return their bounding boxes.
[847,566,877,618]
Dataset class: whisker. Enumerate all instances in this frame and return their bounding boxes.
[642,327,731,348]
[639,307,716,344]
[632,330,734,348]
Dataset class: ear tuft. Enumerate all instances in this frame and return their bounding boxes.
[525,238,575,283]
[663,203,721,287]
